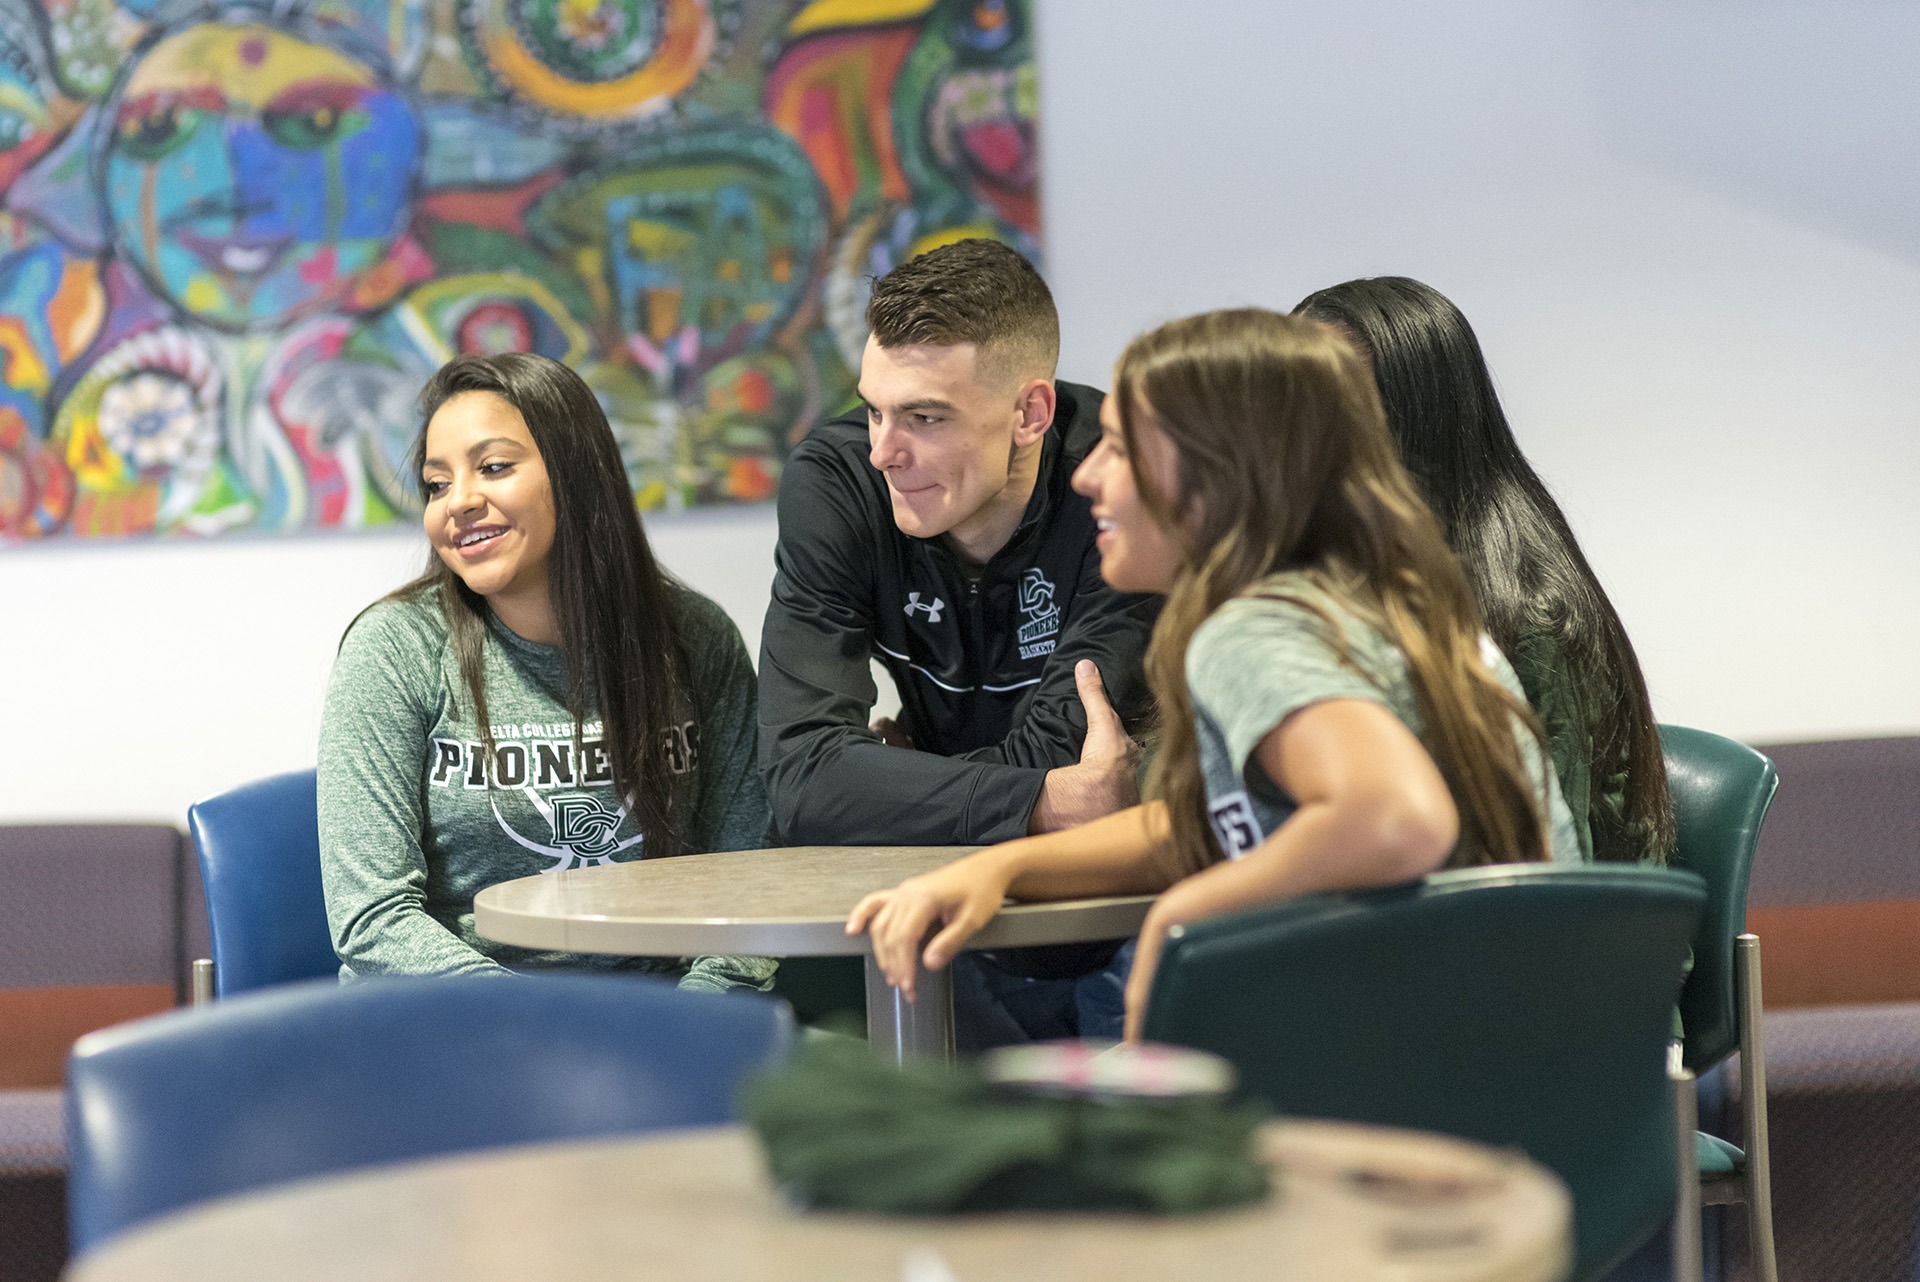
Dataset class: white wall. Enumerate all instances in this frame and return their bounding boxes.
[1,510,783,821]
[4,0,1915,823]
[1033,0,1920,742]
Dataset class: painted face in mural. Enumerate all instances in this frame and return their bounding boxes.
[101,21,419,330]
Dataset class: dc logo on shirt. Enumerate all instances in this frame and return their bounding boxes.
[1016,568,1060,659]
[492,788,644,871]
[904,591,945,623]
[1208,791,1263,860]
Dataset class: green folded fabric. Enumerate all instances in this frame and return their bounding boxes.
[741,1039,1270,1215]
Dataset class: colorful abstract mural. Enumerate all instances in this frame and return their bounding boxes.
[0,0,1040,538]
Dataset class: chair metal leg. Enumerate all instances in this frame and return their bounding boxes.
[1736,934,1778,1282]
[1673,1061,1703,1282]
[191,958,216,1006]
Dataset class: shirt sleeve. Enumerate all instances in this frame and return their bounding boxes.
[1508,627,1595,861]
[757,445,1052,845]
[318,606,512,980]
[1189,596,1583,868]
[672,592,782,994]
[682,591,773,855]
[950,535,1159,771]
[1481,635,1583,866]
[1185,597,1392,790]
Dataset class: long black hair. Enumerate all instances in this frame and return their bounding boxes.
[381,352,690,853]
[1295,277,1674,863]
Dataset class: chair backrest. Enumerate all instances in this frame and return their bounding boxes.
[1659,725,1779,1072]
[187,769,337,996]
[1142,863,1703,1282]
[65,973,795,1251]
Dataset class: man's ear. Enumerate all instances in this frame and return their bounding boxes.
[1011,377,1056,448]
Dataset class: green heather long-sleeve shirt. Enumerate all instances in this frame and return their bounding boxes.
[318,582,776,991]
[1506,625,1655,865]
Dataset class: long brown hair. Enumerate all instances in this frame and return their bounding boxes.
[1116,310,1553,874]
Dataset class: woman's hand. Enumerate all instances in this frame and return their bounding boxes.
[846,852,1016,1001]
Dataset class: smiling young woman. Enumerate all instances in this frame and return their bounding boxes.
[847,310,1583,1037]
[316,353,775,989]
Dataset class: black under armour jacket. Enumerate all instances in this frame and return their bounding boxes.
[758,380,1160,846]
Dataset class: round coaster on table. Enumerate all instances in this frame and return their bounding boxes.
[983,1040,1237,1100]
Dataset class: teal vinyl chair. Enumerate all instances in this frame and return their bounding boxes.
[1661,724,1781,1282]
[1142,864,1705,1282]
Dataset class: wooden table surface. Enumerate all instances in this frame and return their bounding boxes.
[67,1121,1571,1282]
[474,845,1157,958]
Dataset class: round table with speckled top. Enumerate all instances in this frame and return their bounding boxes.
[472,845,1156,1062]
[67,1120,1572,1282]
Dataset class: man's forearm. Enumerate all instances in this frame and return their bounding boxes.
[766,730,1047,845]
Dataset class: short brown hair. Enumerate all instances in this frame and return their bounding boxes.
[865,239,1059,386]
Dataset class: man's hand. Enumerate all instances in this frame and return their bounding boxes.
[1028,660,1141,834]
[870,717,915,750]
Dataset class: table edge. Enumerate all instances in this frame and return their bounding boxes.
[473,892,1156,957]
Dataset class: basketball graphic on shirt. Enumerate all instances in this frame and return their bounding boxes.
[492,788,644,871]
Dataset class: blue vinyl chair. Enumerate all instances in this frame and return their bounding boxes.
[1142,863,1705,1282]
[65,973,795,1251]
[187,768,338,996]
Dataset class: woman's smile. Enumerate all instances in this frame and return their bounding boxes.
[452,522,512,556]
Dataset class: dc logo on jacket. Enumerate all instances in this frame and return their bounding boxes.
[1017,568,1061,659]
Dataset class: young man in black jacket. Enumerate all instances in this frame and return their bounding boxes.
[758,239,1158,1044]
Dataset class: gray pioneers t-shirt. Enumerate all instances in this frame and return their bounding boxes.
[318,582,776,990]
[1187,572,1580,865]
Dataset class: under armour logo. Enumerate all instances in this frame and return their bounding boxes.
[493,788,645,872]
[904,592,945,623]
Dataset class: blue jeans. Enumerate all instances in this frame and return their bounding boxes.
[951,939,1136,1053]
